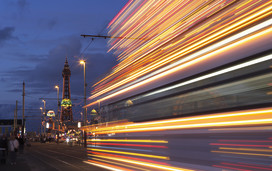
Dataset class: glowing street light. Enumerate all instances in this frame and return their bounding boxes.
[79,60,87,126]
[80,59,87,148]
[55,85,60,144]
[42,100,46,135]
[40,107,43,135]
[42,100,46,115]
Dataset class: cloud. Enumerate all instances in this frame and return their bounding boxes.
[8,35,117,97]
[0,104,16,119]
[17,0,28,10]
[5,35,117,126]
[0,27,15,45]
[38,18,58,30]
[47,19,57,29]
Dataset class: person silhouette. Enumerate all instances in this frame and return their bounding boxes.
[8,135,19,165]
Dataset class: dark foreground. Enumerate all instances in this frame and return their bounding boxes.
[0,142,106,171]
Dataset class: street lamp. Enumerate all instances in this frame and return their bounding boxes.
[42,100,46,136]
[42,100,46,115]
[55,85,60,144]
[40,107,43,136]
[80,60,87,126]
[80,59,87,148]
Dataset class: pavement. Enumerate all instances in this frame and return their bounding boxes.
[0,150,31,171]
[0,142,86,171]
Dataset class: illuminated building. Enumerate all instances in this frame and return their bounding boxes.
[60,57,73,121]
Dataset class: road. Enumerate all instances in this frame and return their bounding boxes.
[0,142,107,171]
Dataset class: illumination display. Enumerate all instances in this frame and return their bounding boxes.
[47,110,55,117]
[61,98,72,107]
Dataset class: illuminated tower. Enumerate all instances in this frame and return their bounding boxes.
[61,57,73,121]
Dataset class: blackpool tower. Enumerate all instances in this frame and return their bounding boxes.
[60,57,73,121]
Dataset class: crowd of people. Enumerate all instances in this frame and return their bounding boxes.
[0,134,25,165]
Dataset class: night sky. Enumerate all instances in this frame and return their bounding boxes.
[0,0,128,132]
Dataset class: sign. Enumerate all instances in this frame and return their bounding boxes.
[47,110,55,117]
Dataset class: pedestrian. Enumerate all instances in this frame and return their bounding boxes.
[0,134,8,164]
[18,136,25,154]
[8,135,19,165]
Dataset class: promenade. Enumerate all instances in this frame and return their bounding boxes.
[0,142,105,171]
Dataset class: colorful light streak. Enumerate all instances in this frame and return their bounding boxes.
[88,151,170,166]
[83,2,272,170]
[210,143,272,148]
[87,0,272,106]
[238,162,272,169]
[88,148,169,160]
[88,145,153,152]
[209,126,272,132]
[218,147,272,152]
[84,160,130,171]
[91,157,151,171]
[142,53,272,98]
[88,139,168,143]
[87,22,272,107]
[218,140,272,143]
[89,143,168,148]
[211,150,272,157]
[84,108,272,134]
[212,164,251,171]
[221,162,272,171]
[88,154,193,171]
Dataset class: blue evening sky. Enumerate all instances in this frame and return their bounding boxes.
[0,0,127,131]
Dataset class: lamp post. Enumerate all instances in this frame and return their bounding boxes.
[40,107,43,136]
[55,85,60,144]
[42,100,46,136]
[80,60,87,148]
[80,60,87,126]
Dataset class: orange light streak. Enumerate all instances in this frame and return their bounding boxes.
[85,108,272,135]
[91,1,272,99]
[88,151,170,166]
[86,160,131,171]
[92,143,168,148]
[88,148,170,160]
[92,157,151,171]
[87,139,168,143]
[87,23,272,107]
[88,154,194,171]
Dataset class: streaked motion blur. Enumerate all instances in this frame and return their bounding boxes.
[83,0,272,170]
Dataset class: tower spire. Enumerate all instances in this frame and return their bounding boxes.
[61,57,73,121]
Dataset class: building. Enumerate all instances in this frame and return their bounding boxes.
[0,119,23,136]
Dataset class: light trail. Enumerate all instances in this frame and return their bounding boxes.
[88,148,169,160]
[86,21,272,107]
[88,154,194,171]
[88,139,168,143]
[83,1,272,171]
[88,0,272,104]
[84,160,127,171]
[85,108,272,134]
[211,150,272,157]
[92,157,151,171]
[219,147,272,152]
